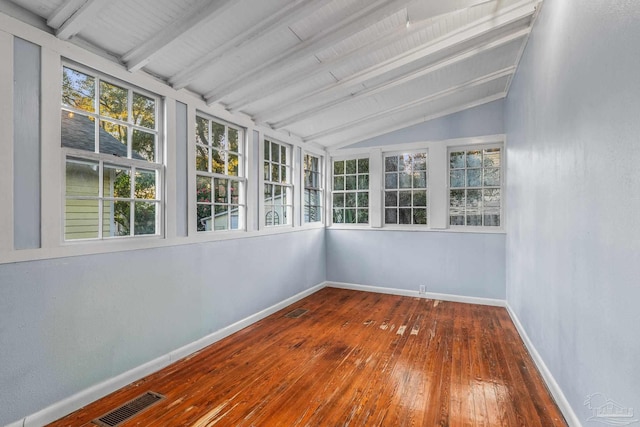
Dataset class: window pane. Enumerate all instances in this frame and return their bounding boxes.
[66,158,98,196]
[414,154,427,171]
[230,182,240,205]
[134,202,156,235]
[345,159,356,174]
[65,199,99,240]
[466,150,482,168]
[104,200,131,236]
[134,169,156,199]
[450,170,465,188]
[467,169,482,187]
[399,208,411,225]
[385,173,397,189]
[385,208,397,224]
[264,184,272,203]
[99,81,128,121]
[228,153,239,176]
[103,165,131,198]
[269,142,278,163]
[399,173,412,189]
[385,156,398,172]
[62,111,96,151]
[484,168,500,186]
[271,163,280,182]
[344,209,356,224]
[345,176,357,191]
[483,188,501,209]
[483,148,501,167]
[197,175,211,203]
[230,205,241,230]
[99,120,128,155]
[385,191,397,207]
[132,93,155,129]
[358,158,369,173]
[345,192,356,207]
[467,214,482,226]
[197,204,212,232]
[357,209,368,224]
[467,189,481,208]
[264,140,270,160]
[333,208,344,223]
[399,191,412,207]
[333,193,344,208]
[398,155,408,172]
[450,151,465,169]
[214,205,228,231]
[215,178,228,203]
[228,127,239,152]
[132,129,155,162]
[358,174,369,190]
[196,116,209,145]
[334,160,344,175]
[281,165,287,183]
[62,67,95,113]
[357,192,368,208]
[334,176,344,191]
[212,149,225,174]
[413,209,427,225]
[413,190,427,207]
[413,172,426,188]
[281,145,287,164]
[212,121,226,150]
[196,146,209,171]
[274,185,283,205]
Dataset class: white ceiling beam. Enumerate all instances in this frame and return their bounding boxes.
[302,67,514,143]
[271,28,530,129]
[46,0,85,29]
[407,0,492,22]
[255,0,538,124]
[203,0,411,104]
[122,0,236,72]
[55,0,111,40]
[168,0,334,90]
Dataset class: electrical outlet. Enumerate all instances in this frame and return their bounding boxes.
[419,285,426,294]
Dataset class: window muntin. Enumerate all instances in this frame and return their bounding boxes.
[196,115,245,232]
[332,158,369,224]
[449,147,501,227]
[61,66,161,240]
[304,154,323,223]
[384,153,427,225]
[264,139,292,227]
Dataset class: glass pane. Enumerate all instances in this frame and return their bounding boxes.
[197,204,212,232]
[450,170,465,188]
[334,176,344,191]
[357,209,368,224]
[228,127,239,152]
[134,169,156,199]
[358,158,369,173]
[467,189,482,208]
[99,120,127,155]
[357,192,368,208]
[311,155,319,172]
[344,209,356,224]
[450,151,465,169]
[132,130,155,162]
[215,178,228,203]
[483,148,501,167]
[484,214,500,226]
[271,142,279,163]
[103,165,131,198]
[99,81,128,121]
[466,150,482,168]
[385,191,397,207]
[264,161,270,180]
[304,170,312,188]
[413,153,427,171]
[311,172,320,188]
[385,173,397,189]
[413,190,427,207]
[230,205,241,229]
[263,184,272,203]
[450,189,465,210]
[333,208,344,223]
[212,149,225,174]
[345,176,357,191]
[214,205,228,231]
[467,214,482,226]
[134,202,156,235]
[385,156,398,172]
[413,172,426,188]
[271,163,280,182]
[132,93,155,129]
[61,111,96,151]
[281,145,287,164]
[212,121,226,150]
[333,193,344,208]
[281,165,287,183]
[398,155,407,172]
[197,175,211,203]
[64,198,99,240]
[450,215,464,226]
[62,67,95,113]
[399,191,412,207]
[264,140,270,160]
[345,192,356,208]
[483,188,501,209]
[230,182,240,205]
[484,168,500,186]
[228,153,239,176]
[274,185,283,205]
[358,174,369,190]
[399,173,412,189]
[413,209,427,225]
[345,159,356,174]
[333,160,344,175]
[385,208,397,224]
[104,200,130,236]
[66,158,98,196]
[467,169,482,187]
[196,116,209,145]
[196,146,209,171]
[399,208,412,224]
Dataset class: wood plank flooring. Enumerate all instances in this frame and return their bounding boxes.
[48,287,567,426]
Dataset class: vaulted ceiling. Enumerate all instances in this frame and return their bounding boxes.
[3,0,541,148]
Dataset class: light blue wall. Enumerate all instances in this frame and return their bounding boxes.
[504,0,640,422]
[344,99,504,149]
[327,229,505,299]
[0,229,325,425]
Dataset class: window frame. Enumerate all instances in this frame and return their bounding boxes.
[382,150,429,227]
[60,62,164,241]
[262,137,293,228]
[330,154,371,226]
[302,151,324,224]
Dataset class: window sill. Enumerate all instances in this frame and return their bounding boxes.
[328,224,505,234]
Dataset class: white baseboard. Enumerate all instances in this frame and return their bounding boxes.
[506,304,582,427]
[16,282,326,427]
[326,281,506,307]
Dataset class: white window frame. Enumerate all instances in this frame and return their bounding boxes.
[302,151,324,224]
[382,150,429,227]
[194,112,247,233]
[330,154,371,226]
[61,62,163,241]
[262,137,293,228]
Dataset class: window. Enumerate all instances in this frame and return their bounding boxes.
[264,139,292,226]
[332,158,369,224]
[449,147,501,227]
[61,65,161,240]
[303,153,323,223]
[195,115,245,232]
[384,153,427,225]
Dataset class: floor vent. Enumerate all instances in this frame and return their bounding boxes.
[93,392,165,427]
[285,308,309,318]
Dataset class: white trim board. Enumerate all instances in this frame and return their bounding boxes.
[326,281,506,307]
[12,282,325,427]
[506,304,582,427]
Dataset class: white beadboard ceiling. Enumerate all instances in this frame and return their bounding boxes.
[3,0,541,148]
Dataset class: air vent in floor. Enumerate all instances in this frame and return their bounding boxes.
[93,391,165,427]
[285,308,309,318]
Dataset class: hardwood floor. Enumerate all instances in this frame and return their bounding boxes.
[48,288,567,426]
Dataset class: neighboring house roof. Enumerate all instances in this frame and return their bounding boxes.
[61,113,145,160]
